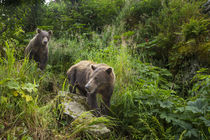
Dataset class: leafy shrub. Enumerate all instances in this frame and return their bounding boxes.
[0,43,60,139]
[0,13,25,59]
[78,0,123,31]
[40,0,123,37]
[1,0,210,139]
[182,18,209,43]
[134,0,205,59]
[111,53,209,139]
[115,0,162,28]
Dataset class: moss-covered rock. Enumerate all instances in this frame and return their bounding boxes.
[57,91,111,137]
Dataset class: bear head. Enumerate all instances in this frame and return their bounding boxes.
[36,28,52,46]
[85,64,113,94]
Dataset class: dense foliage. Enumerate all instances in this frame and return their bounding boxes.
[0,0,209,139]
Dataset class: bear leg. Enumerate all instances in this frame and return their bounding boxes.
[87,92,101,116]
[39,52,48,70]
[101,95,111,115]
[68,69,77,93]
[87,92,98,109]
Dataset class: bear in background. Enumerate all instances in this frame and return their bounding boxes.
[25,28,52,70]
[67,60,115,115]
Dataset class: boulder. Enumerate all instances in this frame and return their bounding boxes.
[58,91,110,137]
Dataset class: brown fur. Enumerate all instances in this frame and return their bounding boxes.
[67,60,115,115]
[25,29,52,70]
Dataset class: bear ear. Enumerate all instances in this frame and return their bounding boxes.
[106,68,112,74]
[36,28,41,34]
[91,65,97,70]
[48,30,53,35]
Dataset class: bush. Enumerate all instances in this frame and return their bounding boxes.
[0,42,59,139]
[40,0,123,37]
[1,0,209,139]
[182,18,209,43]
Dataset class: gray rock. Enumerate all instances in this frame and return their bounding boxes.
[58,91,88,119]
[58,91,111,137]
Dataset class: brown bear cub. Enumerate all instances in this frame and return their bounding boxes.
[25,29,52,70]
[67,60,115,115]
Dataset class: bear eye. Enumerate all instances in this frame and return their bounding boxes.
[94,77,98,81]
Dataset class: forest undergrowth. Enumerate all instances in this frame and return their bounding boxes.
[0,0,209,139]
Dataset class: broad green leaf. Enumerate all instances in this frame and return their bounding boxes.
[185,129,198,138]
[186,98,208,114]
[185,106,202,114]
[199,117,210,127]
[173,119,192,130]
[176,107,185,112]
[21,83,38,93]
[160,113,175,123]
[159,100,174,108]
[6,80,20,90]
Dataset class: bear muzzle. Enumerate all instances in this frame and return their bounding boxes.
[42,37,48,45]
[85,85,91,93]
[85,79,97,94]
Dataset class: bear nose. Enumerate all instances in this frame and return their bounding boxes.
[43,41,48,44]
[85,85,90,93]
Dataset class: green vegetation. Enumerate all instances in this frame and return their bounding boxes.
[0,0,209,139]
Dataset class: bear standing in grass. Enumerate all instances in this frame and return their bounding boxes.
[25,29,52,70]
[67,60,115,115]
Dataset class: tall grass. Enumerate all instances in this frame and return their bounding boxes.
[0,42,60,139]
[1,0,209,139]
[48,22,209,139]
[0,41,119,139]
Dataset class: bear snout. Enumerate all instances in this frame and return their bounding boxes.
[85,81,97,94]
[42,37,48,45]
[85,85,91,93]
[43,40,48,44]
